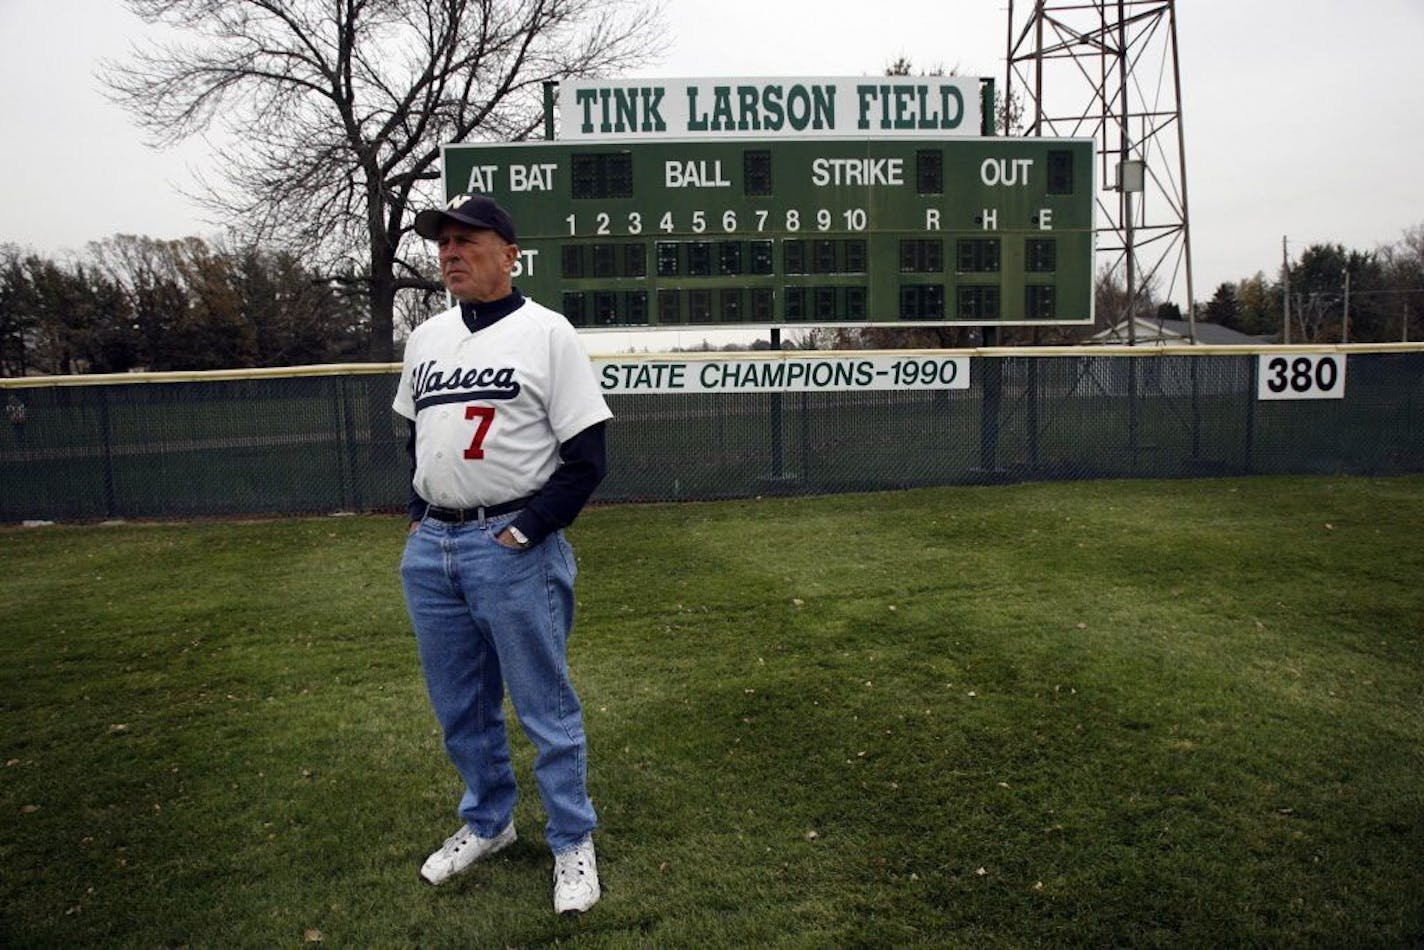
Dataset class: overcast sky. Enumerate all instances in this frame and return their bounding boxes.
[2,0,1422,314]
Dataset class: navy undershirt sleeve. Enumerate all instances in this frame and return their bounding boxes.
[509,421,608,544]
[405,419,426,523]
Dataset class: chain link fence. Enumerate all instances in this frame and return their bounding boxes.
[3,348,1420,522]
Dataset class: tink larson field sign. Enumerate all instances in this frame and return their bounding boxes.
[438,77,1095,330]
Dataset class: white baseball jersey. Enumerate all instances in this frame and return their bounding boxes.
[392,299,612,510]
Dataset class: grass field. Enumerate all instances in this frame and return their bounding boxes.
[2,476,1422,947]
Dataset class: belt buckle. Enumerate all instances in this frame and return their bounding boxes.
[436,506,468,524]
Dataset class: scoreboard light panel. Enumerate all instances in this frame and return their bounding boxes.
[440,137,1094,329]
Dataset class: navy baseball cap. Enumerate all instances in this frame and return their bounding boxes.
[414,193,517,244]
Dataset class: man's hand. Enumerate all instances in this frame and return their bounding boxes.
[495,527,527,549]
[409,521,420,535]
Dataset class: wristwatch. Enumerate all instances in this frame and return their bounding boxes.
[506,525,530,548]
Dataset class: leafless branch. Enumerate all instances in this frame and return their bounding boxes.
[103,0,666,358]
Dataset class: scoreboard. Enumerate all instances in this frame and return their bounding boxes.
[439,136,1094,329]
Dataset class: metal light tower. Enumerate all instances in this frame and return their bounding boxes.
[1006,0,1195,343]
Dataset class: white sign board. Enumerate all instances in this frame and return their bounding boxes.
[1257,353,1347,400]
[559,76,983,141]
[597,354,971,395]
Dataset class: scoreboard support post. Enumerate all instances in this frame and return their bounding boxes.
[978,351,1003,479]
[768,326,787,487]
[979,78,995,136]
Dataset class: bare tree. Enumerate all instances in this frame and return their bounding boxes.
[1093,264,1159,337]
[104,0,664,361]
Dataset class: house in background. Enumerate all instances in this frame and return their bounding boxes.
[1091,317,1275,346]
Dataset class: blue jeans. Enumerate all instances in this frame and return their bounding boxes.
[400,512,596,853]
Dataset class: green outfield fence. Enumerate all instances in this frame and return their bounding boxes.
[2,346,1421,522]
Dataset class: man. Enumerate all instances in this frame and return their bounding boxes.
[393,193,612,914]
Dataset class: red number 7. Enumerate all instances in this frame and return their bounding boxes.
[463,406,495,459]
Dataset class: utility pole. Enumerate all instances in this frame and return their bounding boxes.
[1119,3,1136,347]
[1281,237,1291,344]
[1342,267,1350,344]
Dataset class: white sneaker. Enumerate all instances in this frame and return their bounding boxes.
[419,821,515,885]
[552,837,600,914]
